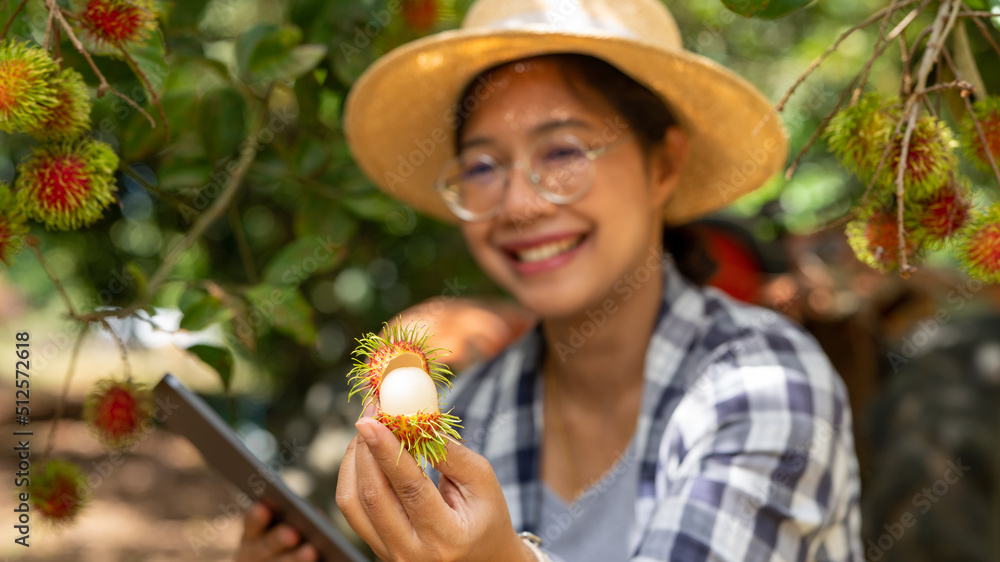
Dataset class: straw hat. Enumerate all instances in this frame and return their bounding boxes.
[343,0,788,225]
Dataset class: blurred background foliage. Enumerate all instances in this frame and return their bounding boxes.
[2,0,1000,558]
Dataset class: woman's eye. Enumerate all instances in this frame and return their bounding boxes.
[462,162,495,181]
[541,145,585,163]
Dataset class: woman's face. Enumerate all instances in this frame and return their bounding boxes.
[457,59,686,319]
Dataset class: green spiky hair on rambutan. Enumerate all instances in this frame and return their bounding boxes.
[961,95,1000,173]
[959,204,1000,284]
[824,93,898,179]
[76,0,158,50]
[28,459,89,524]
[377,410,463,467]
[873,114,958,199]
[15,138,119,231]
[846,197,927,272]
[0,39,58,134]
[0,183,29,269]
[348,321,453,405]
[28,68,92,142]
[83,377,154,449]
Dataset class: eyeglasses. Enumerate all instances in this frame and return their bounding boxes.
[435,131,634,222]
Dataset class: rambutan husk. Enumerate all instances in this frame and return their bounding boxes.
[29,459,89,524]
[0,183,29,268]
[348,321,453,405]
[958,204,1000,284]
[825,93,897,179]
[376,409,463,468]
[83,377,154,449]
[910,176,973,246]
[846,197,927,273]
[76,0,158,51]
[961,95,1000,173]
[0,39,59,134]
[27,68,92,142]
[15,137,119,231]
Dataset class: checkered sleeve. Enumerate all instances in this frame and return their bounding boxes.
[630,327,862,561]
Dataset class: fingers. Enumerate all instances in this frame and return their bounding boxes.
[430,435,491,489]
[336,435,389,559]
[242,502,272,541]
[236,502,315,562]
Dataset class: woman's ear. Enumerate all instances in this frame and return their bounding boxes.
[649,126,689,208]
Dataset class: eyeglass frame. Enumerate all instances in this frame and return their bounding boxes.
[434,131,636,222]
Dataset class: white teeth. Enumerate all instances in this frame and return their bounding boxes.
[514,236,582,263]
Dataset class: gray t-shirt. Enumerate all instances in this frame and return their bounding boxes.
[536,444,640,562]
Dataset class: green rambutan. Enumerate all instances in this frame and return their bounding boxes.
[27,68,92,142]
[959,204,1000,284]
[825,93,897,179]
[15,138,119,231]
[28,459,89,524]
[349,323,461,467]
[961,96,1000,173]
[0,183,29,269]
[846,199,926,272]
[76,0,157,49]
[83,377,154,449]
[911,177,972,244]
[0,40,58,134]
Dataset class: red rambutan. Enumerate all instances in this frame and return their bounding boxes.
[27,68,92,142]
[846,199,926,272]
[0,183,29,269]
[961,96,1000,173]
[348,321,452,404]
[959,204,1000,284]
[77,0,157,49]
[873,114,958,199]
[83,378,154,449]
[15,138,119,231]
[28,459,88,524]
[824,93,897,179]
[912,177,972,244]
[0,40,58,134]
[402,0,439,31]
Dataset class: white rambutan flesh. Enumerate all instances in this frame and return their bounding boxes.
[378,366,440,416]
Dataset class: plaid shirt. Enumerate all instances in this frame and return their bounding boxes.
[433,262,863,561]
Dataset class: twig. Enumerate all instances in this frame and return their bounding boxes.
[121,165,187,211]
[900,32,912,96]
[921,79,972,94]
[963,93,1000,188]
[1,0,28,40]
[228,204,258,283]
[965,8,1000,61]
[46,0,156,128]
[851,0,909,105]
[27,242,77,319]
[895,106,919,277]
[42,0,56,50]
[99,319,132,379]
[42,327,88,461]
[117,45,171,141]
[753,0,921,135]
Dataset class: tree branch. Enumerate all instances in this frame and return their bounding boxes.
[42,327,88,461]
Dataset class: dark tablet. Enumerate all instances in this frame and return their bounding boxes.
[153,373,368,562]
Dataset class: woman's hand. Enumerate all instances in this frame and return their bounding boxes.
[335,416,535,562]
[233,502,318,562]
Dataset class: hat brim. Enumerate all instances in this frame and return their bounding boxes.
[344,27,788,225]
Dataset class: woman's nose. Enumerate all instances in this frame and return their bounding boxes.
[497,163,557,229]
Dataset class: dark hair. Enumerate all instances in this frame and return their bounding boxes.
[453,53,716,285]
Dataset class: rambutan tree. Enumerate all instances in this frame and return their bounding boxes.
[0,0,998,544]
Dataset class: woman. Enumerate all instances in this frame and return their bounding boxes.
[236,0,862,560]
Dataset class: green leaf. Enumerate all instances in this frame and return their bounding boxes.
[964,0,988,10]
[756,0,816,19]
[236,23,327,83]
[245,284,317,345]
[990,0,1000,28]
[342,192,402,222]
[187,344,234,391]
[293,198,358,242]
[121,90,199,162]
[261,236,346,286]
[179,288,226,331]
[124,29,170,96]
[198,87,247,162]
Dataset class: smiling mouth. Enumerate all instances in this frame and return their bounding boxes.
[510,234,586,263]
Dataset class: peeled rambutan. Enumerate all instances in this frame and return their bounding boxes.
[348,321,452,404]
[77,0,157,48]
[0,183,29,269]
[961,96,1000,173]
[846,199,926,272]
[0,39,58,134]
[911,177,972,244]
[350,323,461,467]
[27,68,92,142]
[15,138,119,231]
[402,0,438,31]
[824,93,897,179]
[959,204,1000,284]
[83,377,154,449]
[29,459,88,524]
